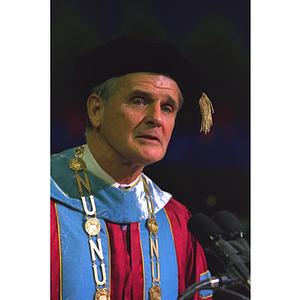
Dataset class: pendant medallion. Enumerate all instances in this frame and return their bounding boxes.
[85,218,101,235]
[69,158,86,172]
[149,285,162,300]
[148,218,159,235]
[94,288,110,300]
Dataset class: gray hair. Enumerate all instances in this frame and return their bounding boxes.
[86,76,120,133]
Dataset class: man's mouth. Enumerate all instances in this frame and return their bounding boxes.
[137,135,160,143]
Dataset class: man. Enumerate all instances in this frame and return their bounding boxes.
[51,36,214,300]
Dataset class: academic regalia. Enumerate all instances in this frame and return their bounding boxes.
[51,36,215,300]
[50,147,213,300]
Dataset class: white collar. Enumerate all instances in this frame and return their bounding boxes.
[83,144,139,188]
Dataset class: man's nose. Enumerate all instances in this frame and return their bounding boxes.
[145,103,163,127]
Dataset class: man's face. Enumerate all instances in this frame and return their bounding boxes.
[97,73,180,167]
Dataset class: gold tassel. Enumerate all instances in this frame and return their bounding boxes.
[199,92,214,134]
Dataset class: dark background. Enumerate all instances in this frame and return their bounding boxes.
[51,1,250,298]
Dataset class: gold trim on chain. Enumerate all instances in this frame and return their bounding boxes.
[69,146,162,300]
[69,145,110,300]
[142,175,162,300]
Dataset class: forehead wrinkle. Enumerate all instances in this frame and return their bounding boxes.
[128,89,152,98]
[129,89,178,106]
[116,73,181,108]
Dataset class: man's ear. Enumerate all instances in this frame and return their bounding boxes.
[87,94,104,129]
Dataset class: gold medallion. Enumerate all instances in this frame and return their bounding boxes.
[148,218,158,235]
[149,285,162,300]
[69,158,86,171]
[94,288,110,300]
[85,218,101,235]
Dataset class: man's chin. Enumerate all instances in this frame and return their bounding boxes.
[139,152,165,166]
[126,145,166,166]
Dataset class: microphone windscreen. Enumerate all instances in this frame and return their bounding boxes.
[187,213,223,246]
[212,211,246,237]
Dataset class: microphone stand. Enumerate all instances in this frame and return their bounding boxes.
[177,275,250,300]
[214,287,250,300]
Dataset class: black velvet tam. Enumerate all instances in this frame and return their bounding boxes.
[71,36,207,112]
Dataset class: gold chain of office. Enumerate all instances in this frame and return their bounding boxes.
[68,144,162,300]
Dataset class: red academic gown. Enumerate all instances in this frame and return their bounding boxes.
[51,197,212,300]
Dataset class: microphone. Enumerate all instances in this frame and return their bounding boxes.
[212,211,247,239]
[178,273,250,300]
[187,213,250,289]
[212,211,250,262]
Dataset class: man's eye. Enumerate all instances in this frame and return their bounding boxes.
[133,99,145,106]
[162,106,173,113]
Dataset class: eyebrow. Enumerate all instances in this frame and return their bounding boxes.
[128,89,179,108]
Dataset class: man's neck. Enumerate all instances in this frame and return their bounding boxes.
[86,135,143,185]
